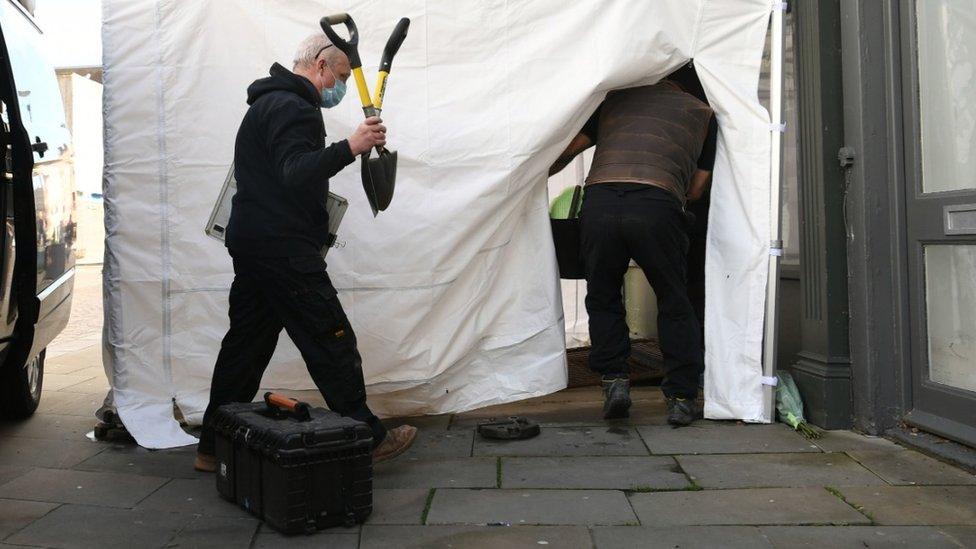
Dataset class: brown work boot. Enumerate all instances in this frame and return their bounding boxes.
[372,425,418,464]
[194,452,217,473]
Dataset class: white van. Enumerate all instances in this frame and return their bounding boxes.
[0,0,77,418]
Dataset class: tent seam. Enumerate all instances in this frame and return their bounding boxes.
[153,0,174,395]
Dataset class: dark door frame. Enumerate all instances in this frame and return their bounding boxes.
[897,0,976,445]
[841,0,976,447]
[839,0,913,437]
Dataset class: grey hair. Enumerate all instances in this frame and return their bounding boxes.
[292,33,341,69]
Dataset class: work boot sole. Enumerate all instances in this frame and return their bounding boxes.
[667,414,694,427]
[373,426,418,464]
[666,401,697,427]
[603,395,632,419]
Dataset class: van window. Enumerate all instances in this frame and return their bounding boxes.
[1,1,71,163]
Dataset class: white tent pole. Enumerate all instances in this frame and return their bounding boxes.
[762,1,786,422]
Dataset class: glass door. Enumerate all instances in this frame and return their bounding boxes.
[903,0,976,445]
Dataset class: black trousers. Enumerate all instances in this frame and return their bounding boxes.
[198,254,387,455]
[580,184,704,399]
[685,189,710,338]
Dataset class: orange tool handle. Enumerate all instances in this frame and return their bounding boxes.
[265,392,300,412]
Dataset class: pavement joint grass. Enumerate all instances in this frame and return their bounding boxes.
[495,457,502,488]
[669,455,703,491]
[420,488,436,525]
[824,486,875,523]
[626,482,697,493]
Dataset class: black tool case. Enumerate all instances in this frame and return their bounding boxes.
[212,393,374,534]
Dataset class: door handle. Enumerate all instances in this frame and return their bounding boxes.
[31,137,48,158]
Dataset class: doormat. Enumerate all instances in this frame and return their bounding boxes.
[566,339,665,388]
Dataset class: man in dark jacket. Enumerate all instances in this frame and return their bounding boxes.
[195,34,416,472]
[549,64,717,427]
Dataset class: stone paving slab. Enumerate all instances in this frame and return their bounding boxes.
[0,467,168,508]
[938,526,976,547]
[639,422,820,455]
[452,399,668,429]
[848,450,976,486]
[474,426,648,457]
[836,486,976,525]
[0,435,103,469]
[42,373,98,392]
[0,498,59,540]
[502,456,689,490]
[383,414,453,431]
[677,453,886,489]
[812,430,904,453]
[629,487,870,526]
[48,335,100,355]
[36,390,104,417]
[0,413,100,441]
[58,375,111,395]
[591,525,773,548]
[0,466,28,487]
[44,346,101,374]
[137,479,426,526]
[167,515,259,548]
[253,528,359,548]
[374,457,497,489]
[135,477,242,517]
[360,524,593,549]
[4,504,190,549]
[426,489,637,526]
[75,444,206,480]
[406,430,474,459]
[759,525,959,548]
[369,488,431,525]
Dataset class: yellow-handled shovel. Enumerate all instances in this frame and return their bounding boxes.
[321,14,410,216]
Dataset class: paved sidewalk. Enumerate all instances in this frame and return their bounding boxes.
[1,266,975,548]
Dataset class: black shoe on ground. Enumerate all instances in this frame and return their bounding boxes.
[666,396,696,427]
[602,377,631,419]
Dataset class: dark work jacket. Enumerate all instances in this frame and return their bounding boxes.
[226,63,355,259]
[584,82,714,205]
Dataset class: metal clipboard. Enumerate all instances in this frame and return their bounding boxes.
[205,163,348,256]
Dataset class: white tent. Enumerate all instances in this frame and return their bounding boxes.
[102,0,782,448]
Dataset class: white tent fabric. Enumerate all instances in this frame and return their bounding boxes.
[102,0,776,448]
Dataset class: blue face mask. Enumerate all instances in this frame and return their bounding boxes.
[320,65,346,109]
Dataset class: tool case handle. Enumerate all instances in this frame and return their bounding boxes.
[320,13,362,68]
[264,392,312,421]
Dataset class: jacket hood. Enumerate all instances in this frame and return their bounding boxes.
[246,63,320,106]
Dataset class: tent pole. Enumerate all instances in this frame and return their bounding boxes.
[762,1,786,423]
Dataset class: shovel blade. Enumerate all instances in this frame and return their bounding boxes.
[361,149,397,216]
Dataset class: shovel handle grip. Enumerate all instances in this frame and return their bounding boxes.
[323,13,350,25]
[379,18,410,73]
[320,13,361,68]
[372,18,410,109]
[321,13,372,108]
